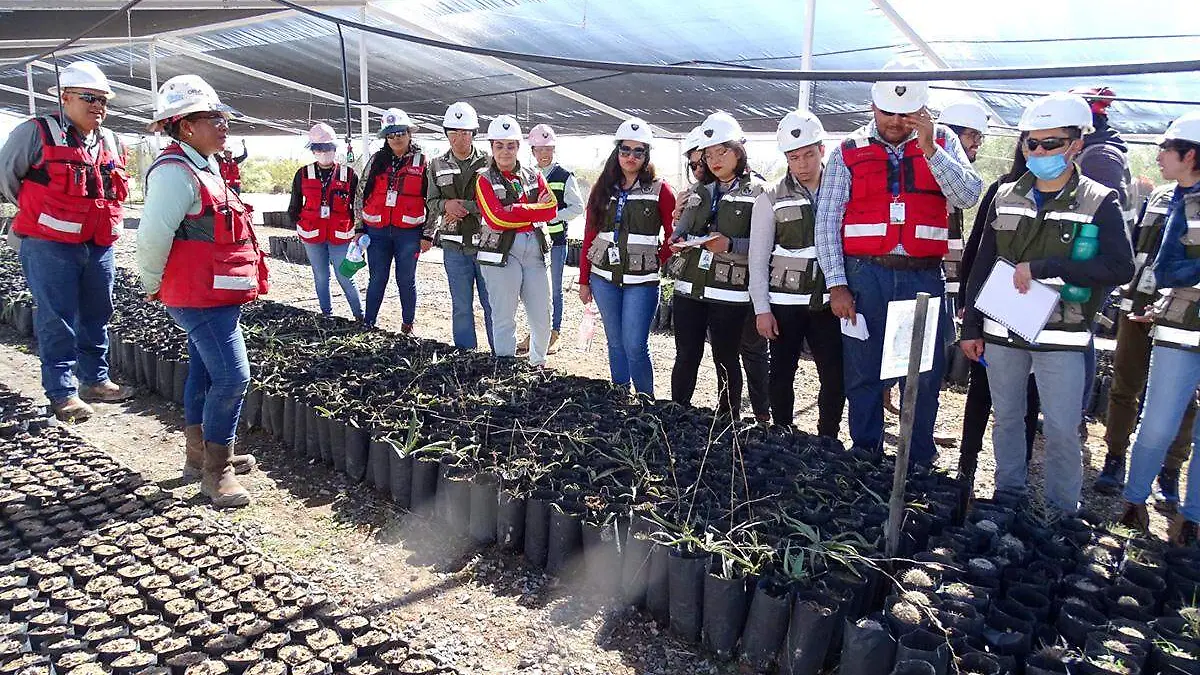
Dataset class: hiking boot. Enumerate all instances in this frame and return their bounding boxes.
[754,413,771,425]
[516,335,530,355]
[51,396,94,423]
[546,330,561,355]
[1119,502,1150,533]
[1168,514,1199,548]
[181,425,257,481]
[400,323,414,335]
[1154,468,1182,514]
[934,431,958,448]
[200,441,251,508]
[1093,456,1126,495]
[79,380,134,403]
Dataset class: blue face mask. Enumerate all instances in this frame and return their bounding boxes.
[1026,153,1070,181]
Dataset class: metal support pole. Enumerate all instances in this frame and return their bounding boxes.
[886,292,931,558]
[149,41,160,151]
[358,7,369,165]
[798,0,816,109]
[25,64,35,114]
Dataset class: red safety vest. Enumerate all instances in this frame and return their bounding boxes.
[296,163,354,245]
[148,143,269,309]
[361,151,426,229]
[12,115,126,246]
[840,132,949,258]
[219,157,241,190]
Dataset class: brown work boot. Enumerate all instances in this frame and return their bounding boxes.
[1168,514,1198,548]
[546,330,561,355]
[200,442,251,508]
[52,396,94,423]
[182,425,257,481]
[400,323,414,335]
[516,335,530,355]
[1119,502,1150,534]
[79,380,134,403]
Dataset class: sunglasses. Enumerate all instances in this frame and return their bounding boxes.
[71,92,109,107]
[1023,137,1072,152]
[688,160,703,170]
[878,110,910,119]
[618,145,646,158]
[385,131,409,140]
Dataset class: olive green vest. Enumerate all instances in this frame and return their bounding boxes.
[984,170,1113,351]
[476,163,548,267]
[429,149,489,253]
[1150,190,1200,352]
[762,175,827,309]
[944,208,965,293]
[664,174,762,305]
[584,179,664,286]
[1120,184,1174,314]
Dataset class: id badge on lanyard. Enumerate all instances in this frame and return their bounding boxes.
[385,190,398,207]
[890,199,906,224]
[698,249,714,270]
[320,205,331,218]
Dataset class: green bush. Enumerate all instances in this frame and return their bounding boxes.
[240,158,304,195]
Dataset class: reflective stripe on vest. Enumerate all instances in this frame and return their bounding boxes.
[769,292,831,306]
[983,318,1094,347]
[1154,325,1200,348]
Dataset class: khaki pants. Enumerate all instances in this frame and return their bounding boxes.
[1104,315,1195,471]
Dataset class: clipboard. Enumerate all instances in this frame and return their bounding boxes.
[975,258,1059,343]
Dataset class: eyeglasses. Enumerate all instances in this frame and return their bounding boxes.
[1023,137,1072,152]
[703,145,731,161]
[618,145,646,158]
[189,113,229,129]
[446,129,473,137]
[688,160,703,170]
[385,131,409,140]
[70,92,109,107]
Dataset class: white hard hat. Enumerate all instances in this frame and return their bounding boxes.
[776,110,825,153]
[615,117,653,147]
[871,80,930,115]
[528,124,557,147]
[1160,111,1200,145]
[148,75,236,132]
[442,102,479,131]
[379,108,414,137]
[697,111,744,150]
[48,61,115,99]
[486,115,522,141]
[682,126,705,155]
[938,100,990,135]
[1018,93,1094,135]
[306,123,336,149]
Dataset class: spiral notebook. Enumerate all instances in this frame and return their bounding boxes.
[975,258,1058,343]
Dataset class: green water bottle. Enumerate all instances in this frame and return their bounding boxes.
[1060,223,1099,303]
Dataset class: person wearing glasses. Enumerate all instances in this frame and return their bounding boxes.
[666,111,762,420]
[356,109,430,332]
[474,116,559,365]
[578,118,676,396]
[424,102,494,351]
[960,93,1133,515]
[814,72,982,467]
[1116,112,1200,545]
[138,75,270,508]
[0,60,133,422]
[749,110,844,434]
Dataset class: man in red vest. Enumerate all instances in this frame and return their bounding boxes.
[217,140,247,194]
[814,74,982,466]
[0,61,133,421]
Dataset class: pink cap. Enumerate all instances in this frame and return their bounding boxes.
[527,124,557,147]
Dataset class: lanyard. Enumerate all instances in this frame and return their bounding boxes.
[707,185,728,230]
[614,187,630,229]
[317,165,336,206]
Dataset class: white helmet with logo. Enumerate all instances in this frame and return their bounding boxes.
[148,75,237,132]
[697,111,744,150]
[776,110,825,153]
[1018,93,1094,135]
[48,61,115,98]
[442,102,479,131]
[486,115,522,141]
[528,123,557,147]
[938,100,990,135]
[682,125,705,155]
[615,117,653,147]
[379,108,414,137]
[1161,111,1200,145]
[871,80,930,115]
[306,122,336,149]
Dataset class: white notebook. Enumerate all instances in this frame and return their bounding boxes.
[975,258,1059,343]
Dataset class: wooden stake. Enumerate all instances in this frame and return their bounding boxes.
[886,292,931,558]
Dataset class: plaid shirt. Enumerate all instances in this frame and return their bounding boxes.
[815,122,983,288]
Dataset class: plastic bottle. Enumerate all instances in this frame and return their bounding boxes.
[1060,223,1099,303]
[577,304,600,351]
[338,234,370,278]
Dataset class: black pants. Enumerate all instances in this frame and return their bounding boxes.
[960,359,1040,477]
[735,315,771,418]
[672,296,749,417]
[769,305,845,436]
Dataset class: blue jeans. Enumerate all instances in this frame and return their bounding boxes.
[1082,336,1096,413]
[365,225,423,326]
[589,274,658,395]
[986,343,1085,513]
[166,305,250,447]
[551,244,567,332]
[443,246,494,351]
[303,241,362,319]
[1124,344,1200,523]
[842,257,949,465]
[18,238,114,403]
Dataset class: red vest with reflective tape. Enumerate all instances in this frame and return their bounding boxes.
[361,151,426,228]
[296,163,354,245]
[12,115,127,246]
[148,144,269,309]
[219,157,241,190]
[840,132,949,258]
